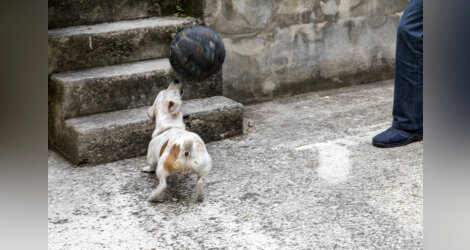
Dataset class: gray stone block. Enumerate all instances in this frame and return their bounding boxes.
[48,17,202,74]
[52,96,243,164]
[48,0,204,28]
[49,58,222,119]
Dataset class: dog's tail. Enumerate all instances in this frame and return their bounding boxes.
[181,139,193,157]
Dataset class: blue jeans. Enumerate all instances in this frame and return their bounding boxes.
[392,0,423,131]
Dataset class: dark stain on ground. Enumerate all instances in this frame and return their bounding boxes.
[51,218,69,224]
[239,192,260,201]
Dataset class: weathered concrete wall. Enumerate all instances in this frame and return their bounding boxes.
[203,0,409,103]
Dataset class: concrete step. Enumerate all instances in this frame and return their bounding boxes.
[48,17,201,74]
[52,96,243,164]
[48,0,204,29]
[49,58,222,119]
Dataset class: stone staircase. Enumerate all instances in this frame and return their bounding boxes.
[48,1,244,164]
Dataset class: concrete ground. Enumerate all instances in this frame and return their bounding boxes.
[48,80,423,249]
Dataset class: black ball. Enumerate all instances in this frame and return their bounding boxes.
[169,26,226,82]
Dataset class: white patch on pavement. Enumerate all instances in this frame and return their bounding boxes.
[295,123,389,183]
[315,141,351,183]
[296,141,352,183]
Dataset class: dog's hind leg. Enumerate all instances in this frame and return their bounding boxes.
[196,158,212,202]
[196,176,204,201]
[148,167,168,202]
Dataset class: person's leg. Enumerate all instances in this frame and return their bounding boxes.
[392,0,423,131]
[373,0,423,148]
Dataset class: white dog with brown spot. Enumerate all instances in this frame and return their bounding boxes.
[143,79,212,202]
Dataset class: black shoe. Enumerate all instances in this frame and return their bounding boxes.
[372,127,423,148]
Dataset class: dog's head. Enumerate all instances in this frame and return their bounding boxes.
[148,79,184,124]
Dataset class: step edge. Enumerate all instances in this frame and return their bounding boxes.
[65,97,244,132]
[48,17,200,38]
[50,58,172,83]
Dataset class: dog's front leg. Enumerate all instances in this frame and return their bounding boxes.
[142,151,158,173]
[142,164,157,173]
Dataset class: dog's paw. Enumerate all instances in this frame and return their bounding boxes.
[141,165,155,173]
[196,195,204,202]
[148,195,160,203]
[148,190,162,202]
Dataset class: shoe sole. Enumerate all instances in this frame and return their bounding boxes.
[373,134,423,148]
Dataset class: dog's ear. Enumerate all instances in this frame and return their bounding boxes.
[148,105,156,121]
[167,100,180,115]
